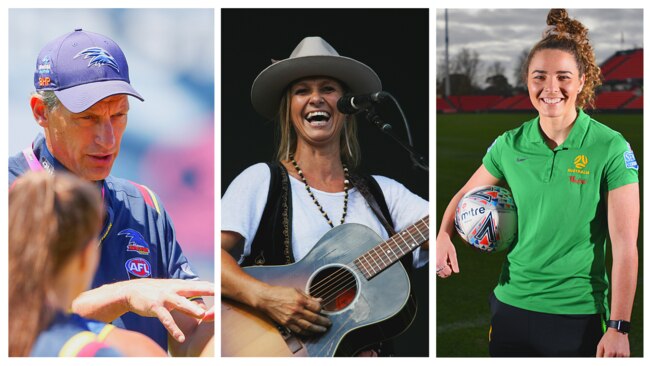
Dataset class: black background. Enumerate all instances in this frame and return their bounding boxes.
[221,8,429,356]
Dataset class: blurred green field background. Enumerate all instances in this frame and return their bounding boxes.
[436,112,643,357]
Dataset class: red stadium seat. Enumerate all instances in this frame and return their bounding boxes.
[600,54,628,78]
[595,91,636,110]
[623,96,643,109]
[603,50,643,81]
[449,95,503,112]
[509,96,535,111]
[437,97,457,113]
[491,95,527,111]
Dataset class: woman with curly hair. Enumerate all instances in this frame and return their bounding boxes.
[436,9,638,357]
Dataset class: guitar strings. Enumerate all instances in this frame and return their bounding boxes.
[298,220,431,350]
[308,236,398,298]
[307,220,429,309]
[308,218,429,297]
[308,222,422,296]
[307,259,367,303]
[318,276,358,309]
[309,268,355,299]
[315,235,423,308]
[307,220,429,298]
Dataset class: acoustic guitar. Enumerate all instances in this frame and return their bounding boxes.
[221,216,429,357]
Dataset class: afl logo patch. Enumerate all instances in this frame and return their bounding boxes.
[125,258,151,278]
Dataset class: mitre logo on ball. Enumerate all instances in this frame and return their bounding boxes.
[454,185,517,253]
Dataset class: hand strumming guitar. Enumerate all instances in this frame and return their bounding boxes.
[221,231,331,336]
[253,285,331,336]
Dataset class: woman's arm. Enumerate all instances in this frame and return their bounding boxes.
[436,165,500,278]
[102,327,168,356]
[596,182,639,357]
[221,231,330,335]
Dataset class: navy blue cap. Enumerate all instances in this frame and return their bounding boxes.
[34,29,144,113]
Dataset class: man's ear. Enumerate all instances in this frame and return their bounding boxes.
[30,94,49,128]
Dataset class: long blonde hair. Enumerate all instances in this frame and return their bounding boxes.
[275,87,361,169]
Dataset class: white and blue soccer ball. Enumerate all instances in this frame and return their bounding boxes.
[454,185,517,253]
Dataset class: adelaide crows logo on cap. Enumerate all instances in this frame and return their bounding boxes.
[125,257,151,278]
[119,229,150,255]
[74,47,120,72]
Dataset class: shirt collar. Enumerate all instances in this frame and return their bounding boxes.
[35,134,69,174]
[561,109,590,149]
[525,109,590,149]
[33,132,106,191]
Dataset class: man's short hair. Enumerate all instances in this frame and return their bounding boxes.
[35,90,60,112]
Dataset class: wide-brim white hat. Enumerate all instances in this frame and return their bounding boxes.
[251,36,382,119]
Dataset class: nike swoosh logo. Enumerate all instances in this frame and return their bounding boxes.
[516,158,527,162]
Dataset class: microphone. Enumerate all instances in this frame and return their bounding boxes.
[337,91,388,114]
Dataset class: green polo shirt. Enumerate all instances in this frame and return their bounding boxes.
[483,109,638,315]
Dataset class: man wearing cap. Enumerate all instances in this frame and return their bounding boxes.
[8,29,214,356]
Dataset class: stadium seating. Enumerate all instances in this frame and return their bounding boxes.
[600,53,628,77]
[601,49,642,81]
[594,91,637,110]
[508,96,535,111]
[623,96,643,110]
[448,95,503,112]
[490,95,527,111]
[437,97,456,113]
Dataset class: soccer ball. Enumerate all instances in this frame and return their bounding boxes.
[454,185,517,253]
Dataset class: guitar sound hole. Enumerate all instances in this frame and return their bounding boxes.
[308,265,357,312]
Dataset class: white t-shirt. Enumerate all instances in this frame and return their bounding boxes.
[222,163,429,268]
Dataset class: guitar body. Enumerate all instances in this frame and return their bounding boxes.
[222,223,417,357]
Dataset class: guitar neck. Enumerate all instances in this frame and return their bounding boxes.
[353,216,429,280]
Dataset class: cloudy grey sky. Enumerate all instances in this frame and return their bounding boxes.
[436,9,643,86]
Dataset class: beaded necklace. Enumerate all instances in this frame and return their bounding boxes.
[290,156,349,228]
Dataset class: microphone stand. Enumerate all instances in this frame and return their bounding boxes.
[364,107,429,171]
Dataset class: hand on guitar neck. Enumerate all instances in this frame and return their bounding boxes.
[221,231,331,336]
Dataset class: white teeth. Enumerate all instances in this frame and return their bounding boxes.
[305,111,331,126]
[305,111,331,120]
[543,98,562,104]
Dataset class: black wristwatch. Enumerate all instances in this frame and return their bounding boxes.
[606,320,631,334]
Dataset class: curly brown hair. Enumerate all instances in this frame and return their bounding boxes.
[521,9,602,109]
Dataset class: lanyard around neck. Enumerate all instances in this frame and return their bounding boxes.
[22,147,107,203]
[22,148,45,172]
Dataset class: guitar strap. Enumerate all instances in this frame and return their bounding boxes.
[349,174,396,236]
[243,162,294,266]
